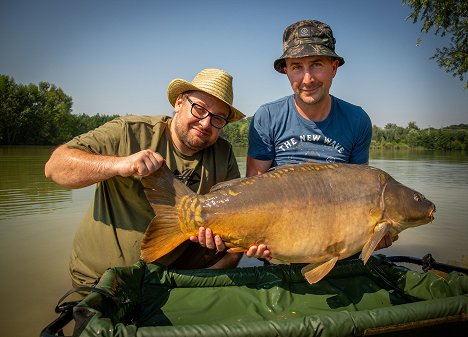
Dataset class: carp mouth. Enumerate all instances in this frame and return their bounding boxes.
[389,203,436,231]
[428,205,436,222]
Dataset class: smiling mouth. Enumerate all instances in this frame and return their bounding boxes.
[192,126,210,138]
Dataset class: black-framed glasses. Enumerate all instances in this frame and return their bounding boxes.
[186,97,229,129]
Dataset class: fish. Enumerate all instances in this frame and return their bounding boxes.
[140,162,436,284]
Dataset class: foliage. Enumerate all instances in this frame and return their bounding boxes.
[221,117,252,147]
[1,75,71,144]
[0,75,118,145]
[371,122,468,150]
[403,0,468,87]
[2,75,466,151]
[225,117,467,151]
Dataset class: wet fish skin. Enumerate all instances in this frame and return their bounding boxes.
[140,162,435,284]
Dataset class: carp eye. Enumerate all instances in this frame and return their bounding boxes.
[413,193,425,202]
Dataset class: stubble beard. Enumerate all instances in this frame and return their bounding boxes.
[174,117,213,153]
[297,85,325,106]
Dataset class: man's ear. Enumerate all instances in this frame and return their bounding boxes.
[332,59,339,76]
[174,94,184,113]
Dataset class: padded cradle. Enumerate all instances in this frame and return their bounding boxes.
[70,255,468,337]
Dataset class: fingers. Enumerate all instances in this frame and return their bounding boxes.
[193,227,226,252]
[203,228,213,249]
[214,235,226,252]
[383,233,393,247]
[124,150,165,177]
[376,233,393,250]
[246,244,271,260]
[194,228,271,257]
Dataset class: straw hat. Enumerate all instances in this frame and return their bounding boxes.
[167,68,245,123]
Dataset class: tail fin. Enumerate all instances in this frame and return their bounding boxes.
[140,164,195,263]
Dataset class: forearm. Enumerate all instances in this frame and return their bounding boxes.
[208,252,243,269]
[44,145,121,188]
[246,156,272,177]
[45,145,165,189]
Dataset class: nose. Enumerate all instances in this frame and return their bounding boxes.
[303,69,315,83]
[198,116,212,129]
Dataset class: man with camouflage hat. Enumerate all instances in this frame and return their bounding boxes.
[45,68,267,288]
[247,20,394,251]
[247,19,372,173]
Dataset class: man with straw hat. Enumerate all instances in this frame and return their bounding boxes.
[247,20,394,250]
[45,68,264,288]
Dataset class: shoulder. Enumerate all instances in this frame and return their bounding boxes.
[332,96,364,113]
[108,115,174,134]
[253,95,293,122]
[206,136,240,180]
[210,136,237,164]
[116,115,171,127]
[214,136,234,152]
[332,96,371,125]
[257,95,291,113]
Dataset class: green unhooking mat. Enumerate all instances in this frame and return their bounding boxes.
[69,255,467,337]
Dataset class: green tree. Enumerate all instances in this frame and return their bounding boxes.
[34,81,74,144]
[371,125,385,148]
[407,128,422,147]
[0,75,23,143]
[383,123,406,145]
[403,0,468,87]
[407,121,420,130]
[221,117,251,146]
[0,75,74,144]
[0,74,118,145]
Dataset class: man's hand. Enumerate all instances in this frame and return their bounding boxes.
[190,227,272,260]
[376,233,399,250]
[245,244,271,261]
[190,227,226,252]
[116,150,165,177]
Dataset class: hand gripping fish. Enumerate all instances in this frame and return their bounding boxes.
[140,162,435,284]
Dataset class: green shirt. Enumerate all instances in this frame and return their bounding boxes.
[67,115,240,287]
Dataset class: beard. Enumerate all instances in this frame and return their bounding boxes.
[173,116,215,153]
[296,85,325,106]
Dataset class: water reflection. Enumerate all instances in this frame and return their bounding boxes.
[0,146,72,220]
[370,148,468,162]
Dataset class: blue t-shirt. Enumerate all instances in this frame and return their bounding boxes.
[248,95,372,167]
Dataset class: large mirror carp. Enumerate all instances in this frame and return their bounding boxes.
[140,162,435,284]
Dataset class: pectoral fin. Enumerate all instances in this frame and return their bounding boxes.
[361,222,390,264]
[301,256,339,284]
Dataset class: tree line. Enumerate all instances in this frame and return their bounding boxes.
[371,122,468,150]
[1,74,466,150]
[221,118,468,151]
[0,75,118,145]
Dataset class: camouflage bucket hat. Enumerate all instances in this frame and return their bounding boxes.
[274,20,345,73]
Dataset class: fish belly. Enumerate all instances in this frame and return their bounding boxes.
[198,165,382,264]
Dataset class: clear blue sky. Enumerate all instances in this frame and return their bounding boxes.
[1,0,467,128]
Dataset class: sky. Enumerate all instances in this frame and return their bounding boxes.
[1,0,467,129]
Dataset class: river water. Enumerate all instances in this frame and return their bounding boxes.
[1,146,467,336]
